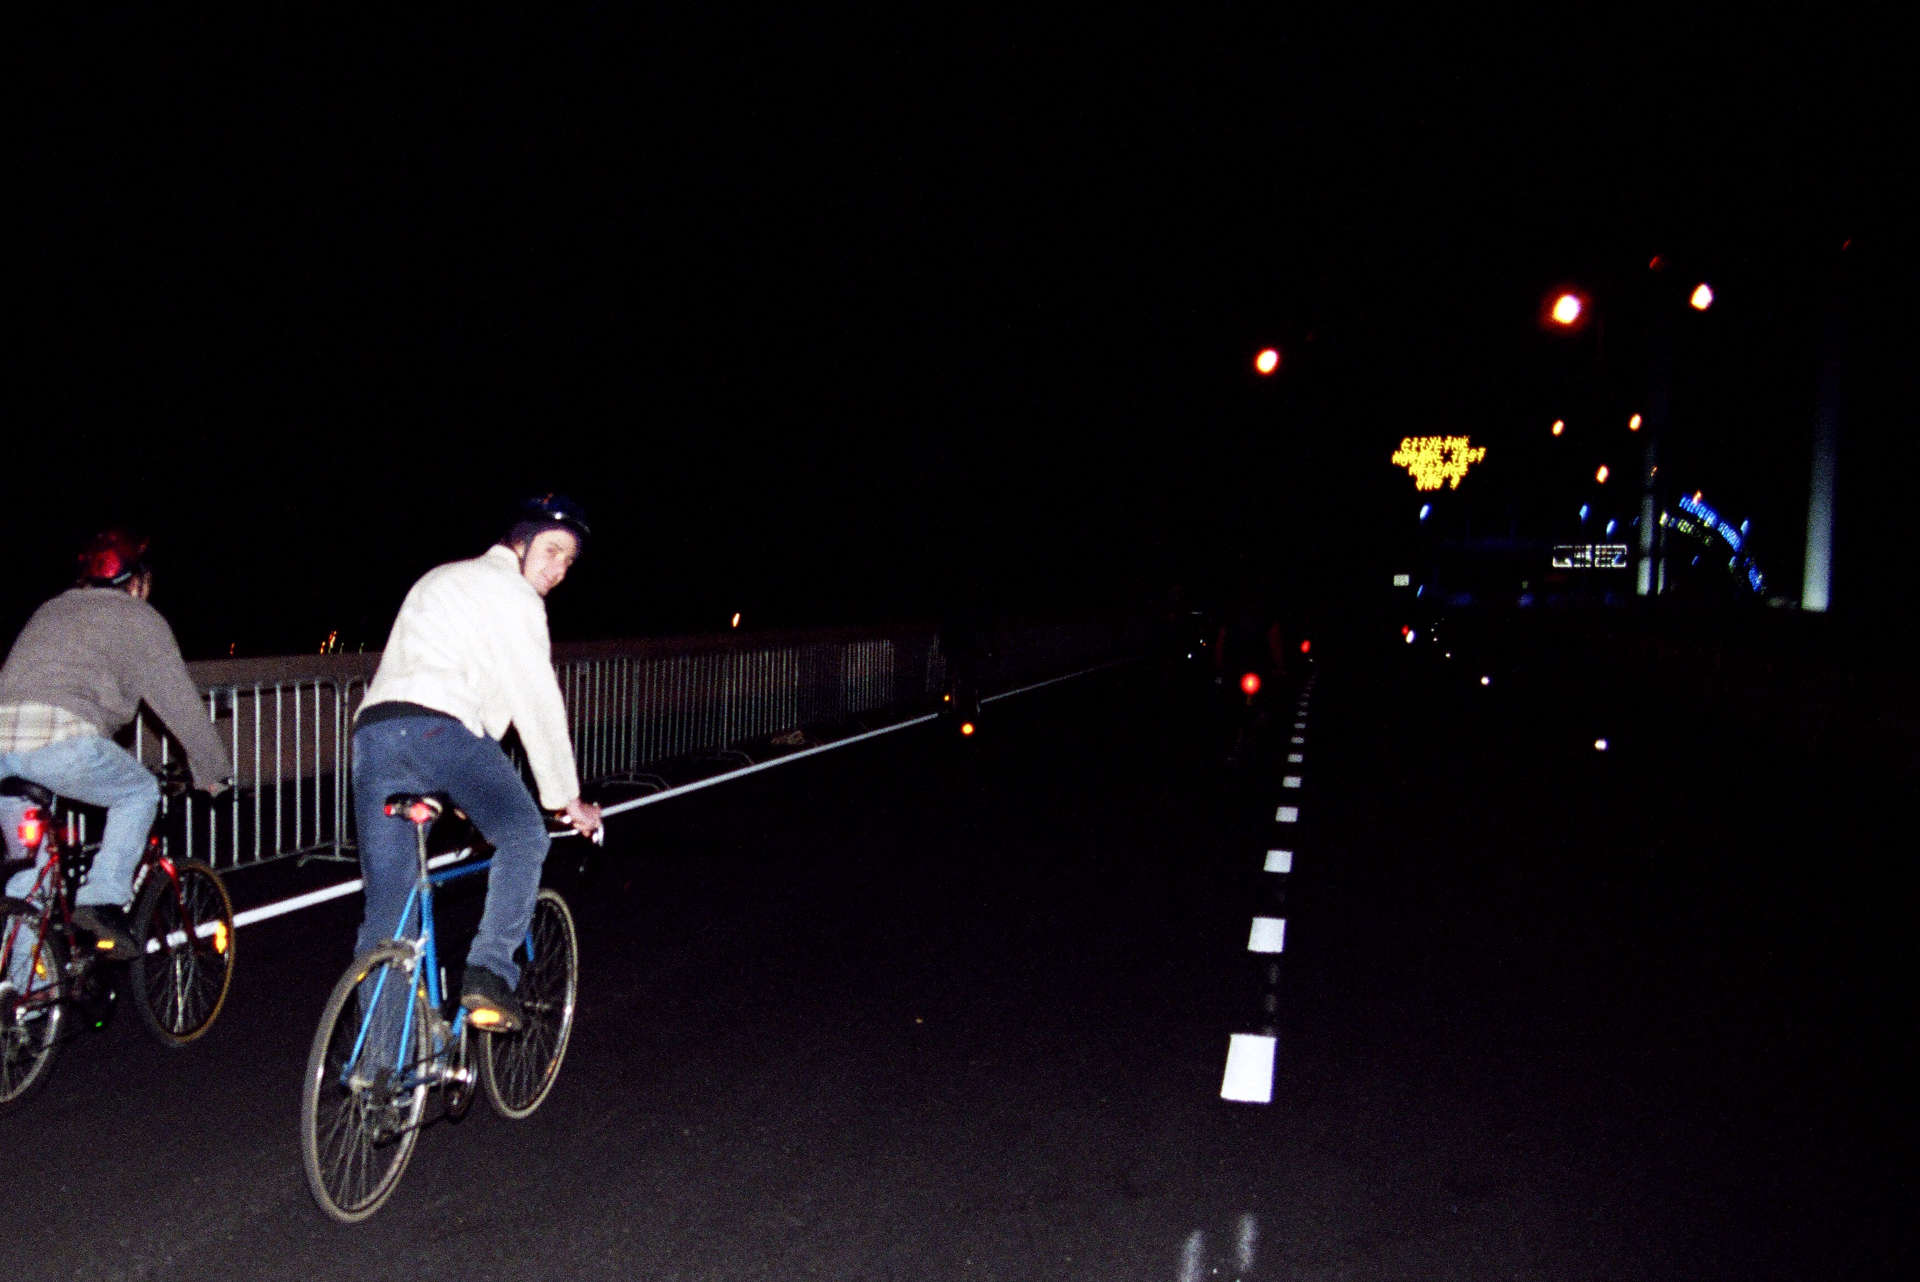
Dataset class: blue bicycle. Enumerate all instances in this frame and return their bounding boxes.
[299,794,580,1223]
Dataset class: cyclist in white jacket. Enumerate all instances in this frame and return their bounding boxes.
[351,494,602,1030]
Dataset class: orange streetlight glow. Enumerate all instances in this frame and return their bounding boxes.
[1550,293,1583,325]
[1254,348,1280,375]
[1551,419,1565,437]
[1628,413,1643,431]
[1690,283,1714,311]
[1596,465,1610,483]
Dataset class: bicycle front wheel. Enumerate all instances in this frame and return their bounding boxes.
[1,898,67,1114]
[300,944,430,1223]
[130,860,236,1046]
[480,888,578,1119]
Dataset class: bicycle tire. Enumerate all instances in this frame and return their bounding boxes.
[0,898,67,1113]
[300,944,430,1223]
[480,888,578,1119]
[130,860,236,1046]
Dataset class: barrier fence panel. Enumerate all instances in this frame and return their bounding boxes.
[84,618,1141,874]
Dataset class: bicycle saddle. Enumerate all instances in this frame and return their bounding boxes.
[0,777,56,807]
[382,793,447,823]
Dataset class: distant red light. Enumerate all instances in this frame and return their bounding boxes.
[1298,639,1311,654]
[1240,672,1261,696]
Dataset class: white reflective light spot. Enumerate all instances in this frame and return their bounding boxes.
[1276,806,1298,823]
[1287,752,1303,763]
[1247,916,1286,952]
[1221,1033,1276,1103]
[1594,737,1609,751]
[1264,849,1292,873]
[1283,775,1302,788]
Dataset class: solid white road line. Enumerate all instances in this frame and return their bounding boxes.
[214,658,1130,935]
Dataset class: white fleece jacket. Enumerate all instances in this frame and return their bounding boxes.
[359,545,580,809]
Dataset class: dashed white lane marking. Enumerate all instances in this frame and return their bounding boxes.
[1282,774,1302,788]
[1275,805,1298,823]
[1220,1033,1276,1103]
[1247,916,1286,952]
[1290,735,1304,744]
[1287,752,1303,762]
[1179,1230,1205,1282]
[1237,1213,1259,1272]
[1265,849,1292,873]
[1293,720,1307,729]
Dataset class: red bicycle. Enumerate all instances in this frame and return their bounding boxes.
[1,767,236,1113]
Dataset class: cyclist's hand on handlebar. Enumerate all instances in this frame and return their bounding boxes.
[557,797,603,843]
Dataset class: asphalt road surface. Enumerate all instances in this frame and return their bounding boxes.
[12,635,1912,1281]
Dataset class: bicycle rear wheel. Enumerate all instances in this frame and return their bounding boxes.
[300,944,430,1223]
[480,888,578,1119]
[130,860,235,1046]
[1,898,66,1113]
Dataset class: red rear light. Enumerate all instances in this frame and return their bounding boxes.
[17,807,47,851]
[1240,672,1261,696]
[407,801,437,824]
[1299,639,1311,654]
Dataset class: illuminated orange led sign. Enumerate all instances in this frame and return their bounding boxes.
[1391,436,1488,491]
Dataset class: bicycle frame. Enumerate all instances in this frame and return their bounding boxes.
[340,853,494,1091]
[4,846,83,1004]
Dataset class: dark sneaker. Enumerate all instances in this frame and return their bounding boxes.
[460,965,524,1033]
[73,904,141,960]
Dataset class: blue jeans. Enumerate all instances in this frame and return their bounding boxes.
[0,736,158,906]
[351,715,551,987]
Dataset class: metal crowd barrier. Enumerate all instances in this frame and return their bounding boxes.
[110,618,1140,874]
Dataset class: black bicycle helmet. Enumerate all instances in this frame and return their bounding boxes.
[76,528,151,586]
[503,492,591,551]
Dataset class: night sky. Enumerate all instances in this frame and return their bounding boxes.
[11,14,1898,658]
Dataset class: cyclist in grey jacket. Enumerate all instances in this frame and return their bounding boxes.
[351,493,602,1031]
[0,529,232,956]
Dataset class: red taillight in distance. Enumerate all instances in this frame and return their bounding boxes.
[1240,672,1261,697]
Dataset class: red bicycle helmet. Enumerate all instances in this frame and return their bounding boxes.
[77,528,151,586]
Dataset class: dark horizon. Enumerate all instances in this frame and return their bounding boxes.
[8,15,1898,659]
